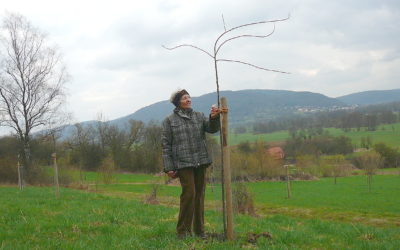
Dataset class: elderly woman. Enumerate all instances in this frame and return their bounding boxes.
[161,89,223,239]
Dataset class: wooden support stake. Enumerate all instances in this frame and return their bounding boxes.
[221,97,234,240]
[52,153,60,198]
[17,159,23,190]
[285,165,291,199]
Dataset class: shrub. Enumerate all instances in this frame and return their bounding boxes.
[0,157,18,183]
[98,155,116,184]
[295,155,320,177]
[353,150,384,192]
[319,155,352,183]
[373,143,400,168]
[232,182,257,217]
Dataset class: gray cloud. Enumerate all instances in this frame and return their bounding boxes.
[2,0,399,123]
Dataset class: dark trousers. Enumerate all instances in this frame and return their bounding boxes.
[176,166,206,236]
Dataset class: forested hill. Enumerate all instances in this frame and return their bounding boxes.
[337,89,400,105]
[53,88,400,139]
[111,89,345,126]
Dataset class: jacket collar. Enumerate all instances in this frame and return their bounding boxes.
[174,107,193,119]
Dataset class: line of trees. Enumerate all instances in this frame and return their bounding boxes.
[66,119,163,175]
[241,102,400,134]
[284,132,354,158]
[0,119,165,184]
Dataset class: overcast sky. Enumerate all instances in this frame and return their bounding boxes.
[1,0,399,124]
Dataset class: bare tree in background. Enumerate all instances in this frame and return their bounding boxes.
[0,13,68,180]
[357,151,383,192]
[41,111,72,150]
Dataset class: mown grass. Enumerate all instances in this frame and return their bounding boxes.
[1,186,399,249]
[228,122,400,147]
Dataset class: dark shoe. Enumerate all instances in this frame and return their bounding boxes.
[195,233,207,240]
[177,234,186,240]
[177,232,191,239]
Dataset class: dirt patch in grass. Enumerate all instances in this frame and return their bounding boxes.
[257,205,400,228]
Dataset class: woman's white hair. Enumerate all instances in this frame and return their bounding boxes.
[169,89,183,103]
[169,88,189,104]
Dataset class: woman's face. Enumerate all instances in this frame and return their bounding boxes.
[179,94,192,109]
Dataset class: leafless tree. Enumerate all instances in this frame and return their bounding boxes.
[40,110,72,150]
[163,14,290,106]
[0,13,68,177]
[68,123,97,183]
[95,113,110,152]
[126,119,144,149]
[357,151,383,192]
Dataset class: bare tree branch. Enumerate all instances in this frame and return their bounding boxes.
[215,23,276,55]
[214,14,290,51]
[163,14,290,108]
[161,44,214,59]
[222,14,227,32]
[217,58,290,74]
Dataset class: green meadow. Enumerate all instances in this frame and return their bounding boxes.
[2,172,399,249]
[82,171,160,184]
[92,174,400,215]
[228,122,400,147]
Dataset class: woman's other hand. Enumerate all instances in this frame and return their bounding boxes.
[167,171,178,179]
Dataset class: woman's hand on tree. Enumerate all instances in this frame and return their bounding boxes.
[210,105,228,119]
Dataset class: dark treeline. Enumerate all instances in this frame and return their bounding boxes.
[284,134,354,158]
[282,127,400,169]
[63,120,163,173]
[242,102,400,134]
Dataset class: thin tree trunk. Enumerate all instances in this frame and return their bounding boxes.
[286,165,291,199]
[17,159,23,190]
[22,136,31,182]
[367,174,372,192]
[214,58,227,237]
[53,153,60,198]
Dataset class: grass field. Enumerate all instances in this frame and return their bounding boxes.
[228,122,400,147]
[1,185,400,249]
[82,171,161,184]
[248,175,400,214]
[93,175,400,213]
[229,130,289,146]
[90,173,400,228]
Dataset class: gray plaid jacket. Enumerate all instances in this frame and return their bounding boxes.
[161,108,220,172]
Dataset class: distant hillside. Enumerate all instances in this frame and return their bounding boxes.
[337,89,400,105]
[111,89,345,127]
[36,88,400,140]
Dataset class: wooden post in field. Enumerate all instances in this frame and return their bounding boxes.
[221,97,234,240]
[17,155,23,190]
[285,165,291,199]
[52,153,60,198]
